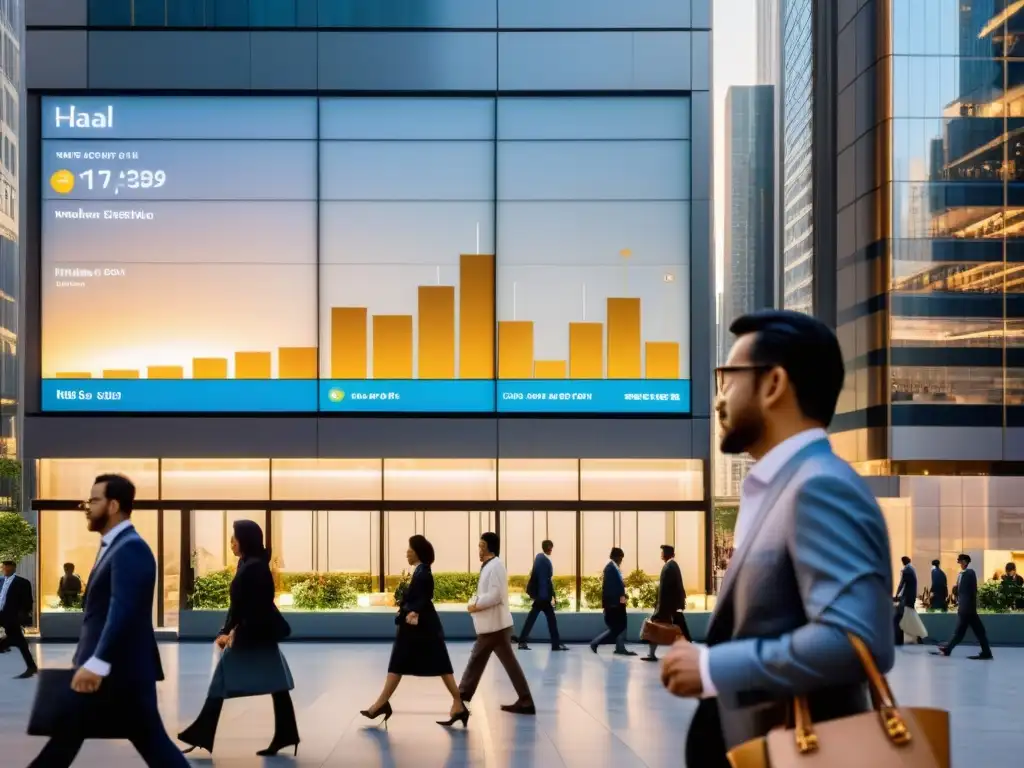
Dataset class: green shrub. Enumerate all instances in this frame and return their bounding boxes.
[432,572,480,602]
[624,568,652,590]
[978,579,1024,613]
[582,576,603,608]
[290,573,358,610]
[190,568,233,609]
[279,571,373,593]
[630,580,659,609]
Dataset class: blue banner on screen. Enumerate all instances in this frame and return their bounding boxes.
[42,380,318,413]
[319,381,494,412]
[497,380,691,413]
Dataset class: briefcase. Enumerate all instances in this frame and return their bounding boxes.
[27,668,136,739]
[726,634,950,768]
[640,618,682,646]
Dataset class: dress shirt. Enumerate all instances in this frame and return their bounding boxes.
[698,428,829,698]
[82,520,135,677]
[0,572,15,612]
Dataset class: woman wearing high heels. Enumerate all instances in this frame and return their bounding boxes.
[178,519,300,757]
[361,534,469,728]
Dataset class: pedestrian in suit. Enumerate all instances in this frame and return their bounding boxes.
[641,544,690,661]
[0,559,38,678]
[660,310,894,768]
[178,519,299,757]
[28,474,189,768]
[360,534,468,729]
[458,532,536,715]
[934,553,993,660]
[589,547,634,655]
[517,540,568,651]
[1003,562,1024,587]
[929,559,948,611]
[893,556,926,645]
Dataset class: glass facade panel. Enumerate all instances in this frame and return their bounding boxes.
[890,316,1004,347]
[161,459,270,500]
[37,459,160,500]
[271,459,382,500]
[38,509,160,621]
[891,365,1003,405]
[579,459,703,501]
[496,459,578,500]
[498,510,577,608]
[382,459,497,501]
[191,510,265,576]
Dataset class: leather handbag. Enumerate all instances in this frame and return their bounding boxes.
[639,618,682,646]
[726,634,950,768]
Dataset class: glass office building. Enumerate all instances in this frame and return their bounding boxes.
[24,1,714,629]
[830,0,1024,579]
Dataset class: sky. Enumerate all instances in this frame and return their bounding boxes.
[712,0,758,292]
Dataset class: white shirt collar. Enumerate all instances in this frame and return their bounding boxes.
[744,428,829,489]
[101,519,134,546]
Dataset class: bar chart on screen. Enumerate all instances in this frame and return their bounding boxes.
[318,253,496,412]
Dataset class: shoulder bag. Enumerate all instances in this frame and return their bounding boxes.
[726,633,949,768]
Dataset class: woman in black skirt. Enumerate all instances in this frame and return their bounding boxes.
[178,519,300,757]
[360,535,469,728]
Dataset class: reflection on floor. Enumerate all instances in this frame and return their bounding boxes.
[1,642,1018,766]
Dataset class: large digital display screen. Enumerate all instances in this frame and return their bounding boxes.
[41,96,691,414]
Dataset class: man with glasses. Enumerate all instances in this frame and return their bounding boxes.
[659,310,894,768]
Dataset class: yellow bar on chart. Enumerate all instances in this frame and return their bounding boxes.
[569,322,603,379]
[418,286,455,379]
[147,366,184,379]
[331,307,368,379]
[279,347,318,379]
[645,342,680,379]
[498,321,534,379]
[56,372,92,379]
[373,315,414,379]
[193,358,228,379]
[102,370,140,379]
[235,352,272,379]
[607,298,641,379]
[459,254,495,379]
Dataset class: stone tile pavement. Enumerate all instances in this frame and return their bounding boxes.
[0,641,1016,766]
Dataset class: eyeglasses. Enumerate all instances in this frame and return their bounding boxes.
[714,364,772,393]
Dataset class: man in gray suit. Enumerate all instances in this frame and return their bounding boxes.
[660,310,894,768]
[934,553,993,660]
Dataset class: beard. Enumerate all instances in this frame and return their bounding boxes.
[87,508,112,532]
[719,408,765,455]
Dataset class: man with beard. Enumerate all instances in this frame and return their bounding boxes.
[29,474,188,767]
[659,310,894,768]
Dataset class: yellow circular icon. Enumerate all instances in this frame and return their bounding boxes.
[50,169,75,195]
[328,388,345,402]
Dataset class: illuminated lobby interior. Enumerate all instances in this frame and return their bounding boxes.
[33,458,708,628]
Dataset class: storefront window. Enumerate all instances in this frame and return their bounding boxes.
[579,459,703,501]
[162,459,270,500]
[271,459,382,500]
[38,509,160,621]
[383,459,497,500]
[37,458,159,500]
[497,459,578,500]
[500,510,577,610]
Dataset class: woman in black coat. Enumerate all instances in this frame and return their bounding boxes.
[360,535,469,728]
[178,520,300,757]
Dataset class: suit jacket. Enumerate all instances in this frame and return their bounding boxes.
[1003,573,1024,587]
[930,568,948,604]
[526,553,554,601]
[470,556,513,634]
[652,559,685,621]
[74,526,164,687]
[686,437,894,767]
[0,574,33,626]
[602,561,626,609]
[220,555,289,647]
[895,564,917,608]
[955,568,979,615]
[398,563,442,633]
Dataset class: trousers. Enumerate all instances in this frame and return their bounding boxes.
[458,627,533,703]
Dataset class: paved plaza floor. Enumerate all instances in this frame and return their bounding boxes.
[0,641,1018,767]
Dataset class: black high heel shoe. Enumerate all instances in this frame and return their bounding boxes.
[436,706,470,728]
[360,701,393,727]
[256,740,299,757]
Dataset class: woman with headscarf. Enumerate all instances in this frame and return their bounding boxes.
[360,534,468,727]
[178,519,300,757]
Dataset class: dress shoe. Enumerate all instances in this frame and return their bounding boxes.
[590,643,599,653]
[501,702,537,715]
[518,642,530,650]
[968,654,994,661]
[437,707,470,728]
[640,655,659,662]
[614,649,638,656]
[552,644,569,651]
[359,701,393,727]
[15,668,37,679]
[256,741,299,757]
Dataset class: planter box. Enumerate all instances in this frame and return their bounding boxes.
[179,609,713,643]
[38,612,84,641]
[920,611,1024,646]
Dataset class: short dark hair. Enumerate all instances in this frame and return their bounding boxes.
[409,534,435,566]
[63,562,75,571]
[729,309,845,427]
[541,539,553,551]
[94,473,136,516]
[609,547,624,560]
[931,559,940,567]
[661,544,675,558]
[901,556,911,566]
[957,553,971,565]
[1,560,14,566]
[1007,562,1017,572]
[480,532,500,557]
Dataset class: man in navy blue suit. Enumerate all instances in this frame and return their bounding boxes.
[590,547,635,655]
[29,474,189,767]
[517,540,569,651]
